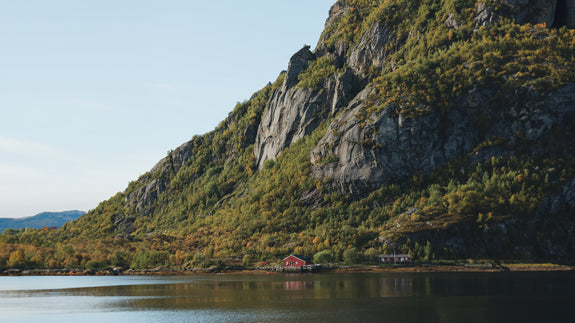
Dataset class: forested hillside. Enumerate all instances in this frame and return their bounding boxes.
[2,0,574,271]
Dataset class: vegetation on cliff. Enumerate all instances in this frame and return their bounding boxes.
[1,0,574,271]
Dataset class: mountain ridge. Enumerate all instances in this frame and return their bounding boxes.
[0,211,85,232]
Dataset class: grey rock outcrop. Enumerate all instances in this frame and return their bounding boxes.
[445,13,462,29]
[310,87,483,191]
[126,139,197,214]
[347,23,395,78]
[476,0,575,28]
[255,0,575,176]
[254,84,323,169]
[311,84,575,191]
[126,178,167,214]
[255,7,397,169]
[283,46,314,89]
[324,1,350,29]
[254,46,320,169]
[254,46,360,169]
[508,84,575,140]
[475,2,500,27]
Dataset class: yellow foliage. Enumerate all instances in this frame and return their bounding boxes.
[312,236,322,245]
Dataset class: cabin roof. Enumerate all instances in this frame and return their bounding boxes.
[283,254,312,262]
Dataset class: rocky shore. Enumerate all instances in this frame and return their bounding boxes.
[2,263,572,276]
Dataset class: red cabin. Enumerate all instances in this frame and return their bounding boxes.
[283,255,312,267]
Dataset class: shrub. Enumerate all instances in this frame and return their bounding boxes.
[343,248,361,264]
[313,249,335,264]
[297,57,337,90]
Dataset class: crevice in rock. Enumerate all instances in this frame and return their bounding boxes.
[552,0,568,28]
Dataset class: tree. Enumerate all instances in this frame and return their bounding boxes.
[0,257,6,271]
[363,247,379,263]
[313,250,335,264]
[343,248,360,265]
[130,250,169,270]
[109,250,130,268]
[242,254,253,267]
[85,260,102,271]
[424,241,433,262]
[7,250,26,269]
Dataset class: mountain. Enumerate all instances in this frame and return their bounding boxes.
[0,211,85,232]
[2,0,575,270]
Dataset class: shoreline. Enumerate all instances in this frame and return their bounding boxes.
[326,263,575,273]
[1,263,573,276]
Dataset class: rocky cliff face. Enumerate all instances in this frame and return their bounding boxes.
[310,84,575,191]
[254,46,362,169]
[254,7,397,170]
[310,86,482,192]
[254,0,575,190]
[254,46,320,169]
[476,0,575,28]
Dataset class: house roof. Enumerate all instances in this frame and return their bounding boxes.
[379,254,410,258]
[283,254,312,262]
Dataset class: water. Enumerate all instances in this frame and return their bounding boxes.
[0,272,573,322]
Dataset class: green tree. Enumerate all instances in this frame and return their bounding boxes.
[85,260,103,271]
[242,254,253,267]
[343,248,360,265]
[424,241,433,262]
[130,250,169,270]
[109,250,130,268]
[0,257,6,271]
[313,250,335,264]
[363,247,379,263]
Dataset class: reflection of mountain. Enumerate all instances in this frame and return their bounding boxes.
[1,273,572,321]
[0,210,85,232]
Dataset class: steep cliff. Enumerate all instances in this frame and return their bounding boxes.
[310,84,575,191]
[255,0,575,192]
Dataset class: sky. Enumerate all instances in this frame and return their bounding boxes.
[0,0,336,218]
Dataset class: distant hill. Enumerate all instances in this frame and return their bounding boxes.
[0,211,85,232]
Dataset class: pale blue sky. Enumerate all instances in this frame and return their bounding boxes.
[0,1,335,218]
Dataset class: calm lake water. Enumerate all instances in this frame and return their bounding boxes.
[0,272,573,322]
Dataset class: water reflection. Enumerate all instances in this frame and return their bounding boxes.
[283,280,310,290]
[0,272,574,322]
